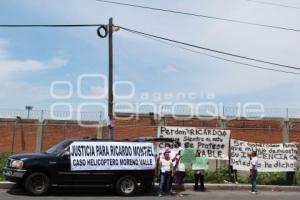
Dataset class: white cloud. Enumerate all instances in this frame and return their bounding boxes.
[0,59,44,75]
[0,57,68,77]
[0,37,69,109]
[3,0,300,108]
[47,57,69,69]
[89,85,108,98]
[0,38,68,78]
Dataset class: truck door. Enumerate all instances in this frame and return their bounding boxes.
[55,151,76,185]
[55,147,90,185]
[56,151,115,185]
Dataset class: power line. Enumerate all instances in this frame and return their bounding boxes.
[117,25,300,71]
[97,0,300,33]
[128,29,300,75]
[1,22,298,74]
[0,24,103,27]
[246,0,300,10]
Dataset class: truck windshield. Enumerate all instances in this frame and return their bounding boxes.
[46,140,72,155]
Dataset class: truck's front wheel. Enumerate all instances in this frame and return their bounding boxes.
[115,176,137,196]
[25,172,50,196]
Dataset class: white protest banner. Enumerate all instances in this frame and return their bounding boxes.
[158,126,230,160]
[70,141,156,171]
[231,139,299,172]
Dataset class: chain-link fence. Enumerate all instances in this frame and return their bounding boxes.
[0,109,103,121]
[1,106,300,121]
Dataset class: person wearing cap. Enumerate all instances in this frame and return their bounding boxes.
[158,151,173,197]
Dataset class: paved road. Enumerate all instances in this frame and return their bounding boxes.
[0,187,299,200]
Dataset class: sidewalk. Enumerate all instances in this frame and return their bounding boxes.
[1,181,299,191]
[0,182,14,189]
[181,183,300,192]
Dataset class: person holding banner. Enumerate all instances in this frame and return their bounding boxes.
[174,150,185,197]
[193,149,208,192]
[169,141,183,192]
[229,160,238,184]
[158,152,173,197]
[250,151,258,194]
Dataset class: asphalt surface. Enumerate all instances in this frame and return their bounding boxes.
[0,186,299,200]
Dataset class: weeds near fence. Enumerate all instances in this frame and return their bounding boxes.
[296,169,300,186]
[0,153,11,181]
[183,168,300,185]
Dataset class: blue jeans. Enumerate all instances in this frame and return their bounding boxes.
[159,172,171,194]
[251,170,257,192]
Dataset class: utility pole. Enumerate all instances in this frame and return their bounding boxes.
[108,17,114,140]
[97,18,115,140]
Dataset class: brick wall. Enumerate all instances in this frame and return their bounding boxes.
[0,119,98,152]
[289,121,300,150]
[41,121,98,150]
[0,116,300,153]
[0,119,37,152]
[228,119,283,143]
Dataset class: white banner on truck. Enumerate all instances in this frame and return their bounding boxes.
[70,142,156,171]
[231,139,298,172]
[158,126,230,160]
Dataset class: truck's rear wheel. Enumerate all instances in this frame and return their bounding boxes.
[115,176,137,196]
[25,172,50,196]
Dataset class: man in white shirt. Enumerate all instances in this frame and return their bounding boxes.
[250,151,258,194]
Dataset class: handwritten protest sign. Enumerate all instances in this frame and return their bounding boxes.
[192,157,209,170]
[231,139,298,172]
[158,126,230,160]
[70,142,156,171]
[180,148,196,164]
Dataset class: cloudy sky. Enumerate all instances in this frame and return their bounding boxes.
[0,0,300,117]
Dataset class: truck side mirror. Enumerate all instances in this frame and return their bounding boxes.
[62,151,70,159]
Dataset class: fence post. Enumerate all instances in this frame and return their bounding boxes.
[159,111,166,127]
[281,118,290,144]
[63,123,67,140]
[40,110,44,121]
[281,118,296,185]
[96,121,104,139]
[96,112,104,139]
[36,119,45,152]
[218,117,228,129]
[97,122,103,139]
[11,121,17,154]
[217,117,229,170]
[268,125,272,142]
